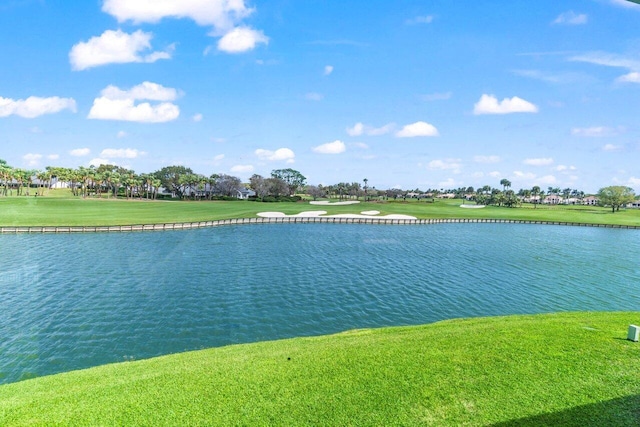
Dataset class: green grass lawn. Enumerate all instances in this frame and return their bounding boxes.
[0,312,638,426]
[0,192,639,226]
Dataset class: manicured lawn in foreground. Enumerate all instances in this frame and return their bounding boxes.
[0,192,639,226]
[0,312,638,426]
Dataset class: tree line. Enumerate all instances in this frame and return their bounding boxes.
[0,159,636,211]
[0,159,309,201]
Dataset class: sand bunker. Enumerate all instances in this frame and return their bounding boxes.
[257,211,327,218]
[309,200,361,206]
[460,204,486,209]
[257,210,416,220]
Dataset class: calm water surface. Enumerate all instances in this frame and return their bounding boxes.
[0,223,638,384]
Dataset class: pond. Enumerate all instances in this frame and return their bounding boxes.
[0,223,638,384]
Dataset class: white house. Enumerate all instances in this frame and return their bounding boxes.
[543,195,562,204]
[237,189,256,199]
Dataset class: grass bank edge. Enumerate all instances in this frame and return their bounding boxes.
[1,311,639,426]
[0,195,639,227]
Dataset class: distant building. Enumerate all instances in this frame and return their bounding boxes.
[51,178,69,189]
[582,196,598,206]
[237,189,256,200]
[543,195,561,204]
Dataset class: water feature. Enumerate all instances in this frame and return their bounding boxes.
[0,223,638,384]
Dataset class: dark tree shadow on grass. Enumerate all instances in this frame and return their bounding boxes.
[491,394,640,427]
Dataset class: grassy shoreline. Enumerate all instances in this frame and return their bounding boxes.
[1,312,638,426]
[0,192,639,227]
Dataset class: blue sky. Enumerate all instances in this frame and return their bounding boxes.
[1,0,640,193]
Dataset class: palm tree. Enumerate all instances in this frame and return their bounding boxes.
[110,171,122,198]
[531,186,541,209]
[152,178,161,199]
[36,170,49,196]
[0,160,13,196]
[13,168,26,196]
[363,178,368,201]
[500,178,511,192]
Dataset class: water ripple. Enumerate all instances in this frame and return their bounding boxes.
[0,223,638,384]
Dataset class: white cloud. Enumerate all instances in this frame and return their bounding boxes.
[571,126,618,137]
[511,69,594,85]
[369,123,395,136]
[555,165,576,172]
[69,29,172,71]
[70,148,91,157]
[428,159,461,172]
[102,0,267,56]
[100,148,145,159]
[513,171,536,180]
[305,92,324,101]
[603,143,623,151]
[396,121,439,137]
[89,158,111,167]
[100,81,179,101]
[217,27,268,53]
[0,96,76,118]
[569,52,640,82]
[473,155,501,164]
[47,154,60,160]
[488,171,502,178]
[617,72,640,83]
[213,154,225,161]
[255,148,295,163]
[553,11,588,25]
[346,122,395,136]
[117,131,128,138]
[89,99,179,123]
[230,164,254,173]
[313,140,346,154]
[523,158,554,166]
[473,94,538,115]
[192,113,203,122]
[88,82,180,123]
[23,153,42,167]
[628,177,640,187]
[103,0,252,28]
[406,15,434,25]
[347,122,364,136]
[324,65,334,76]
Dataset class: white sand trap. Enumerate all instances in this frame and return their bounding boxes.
[460,204,486,209]
[329,213,416,219]
[310,200,361,206]
[361,210,380,215]
[257,212,287,217]
[293,211,327,217]
[257,211,417,220]
[257,211,327,218]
